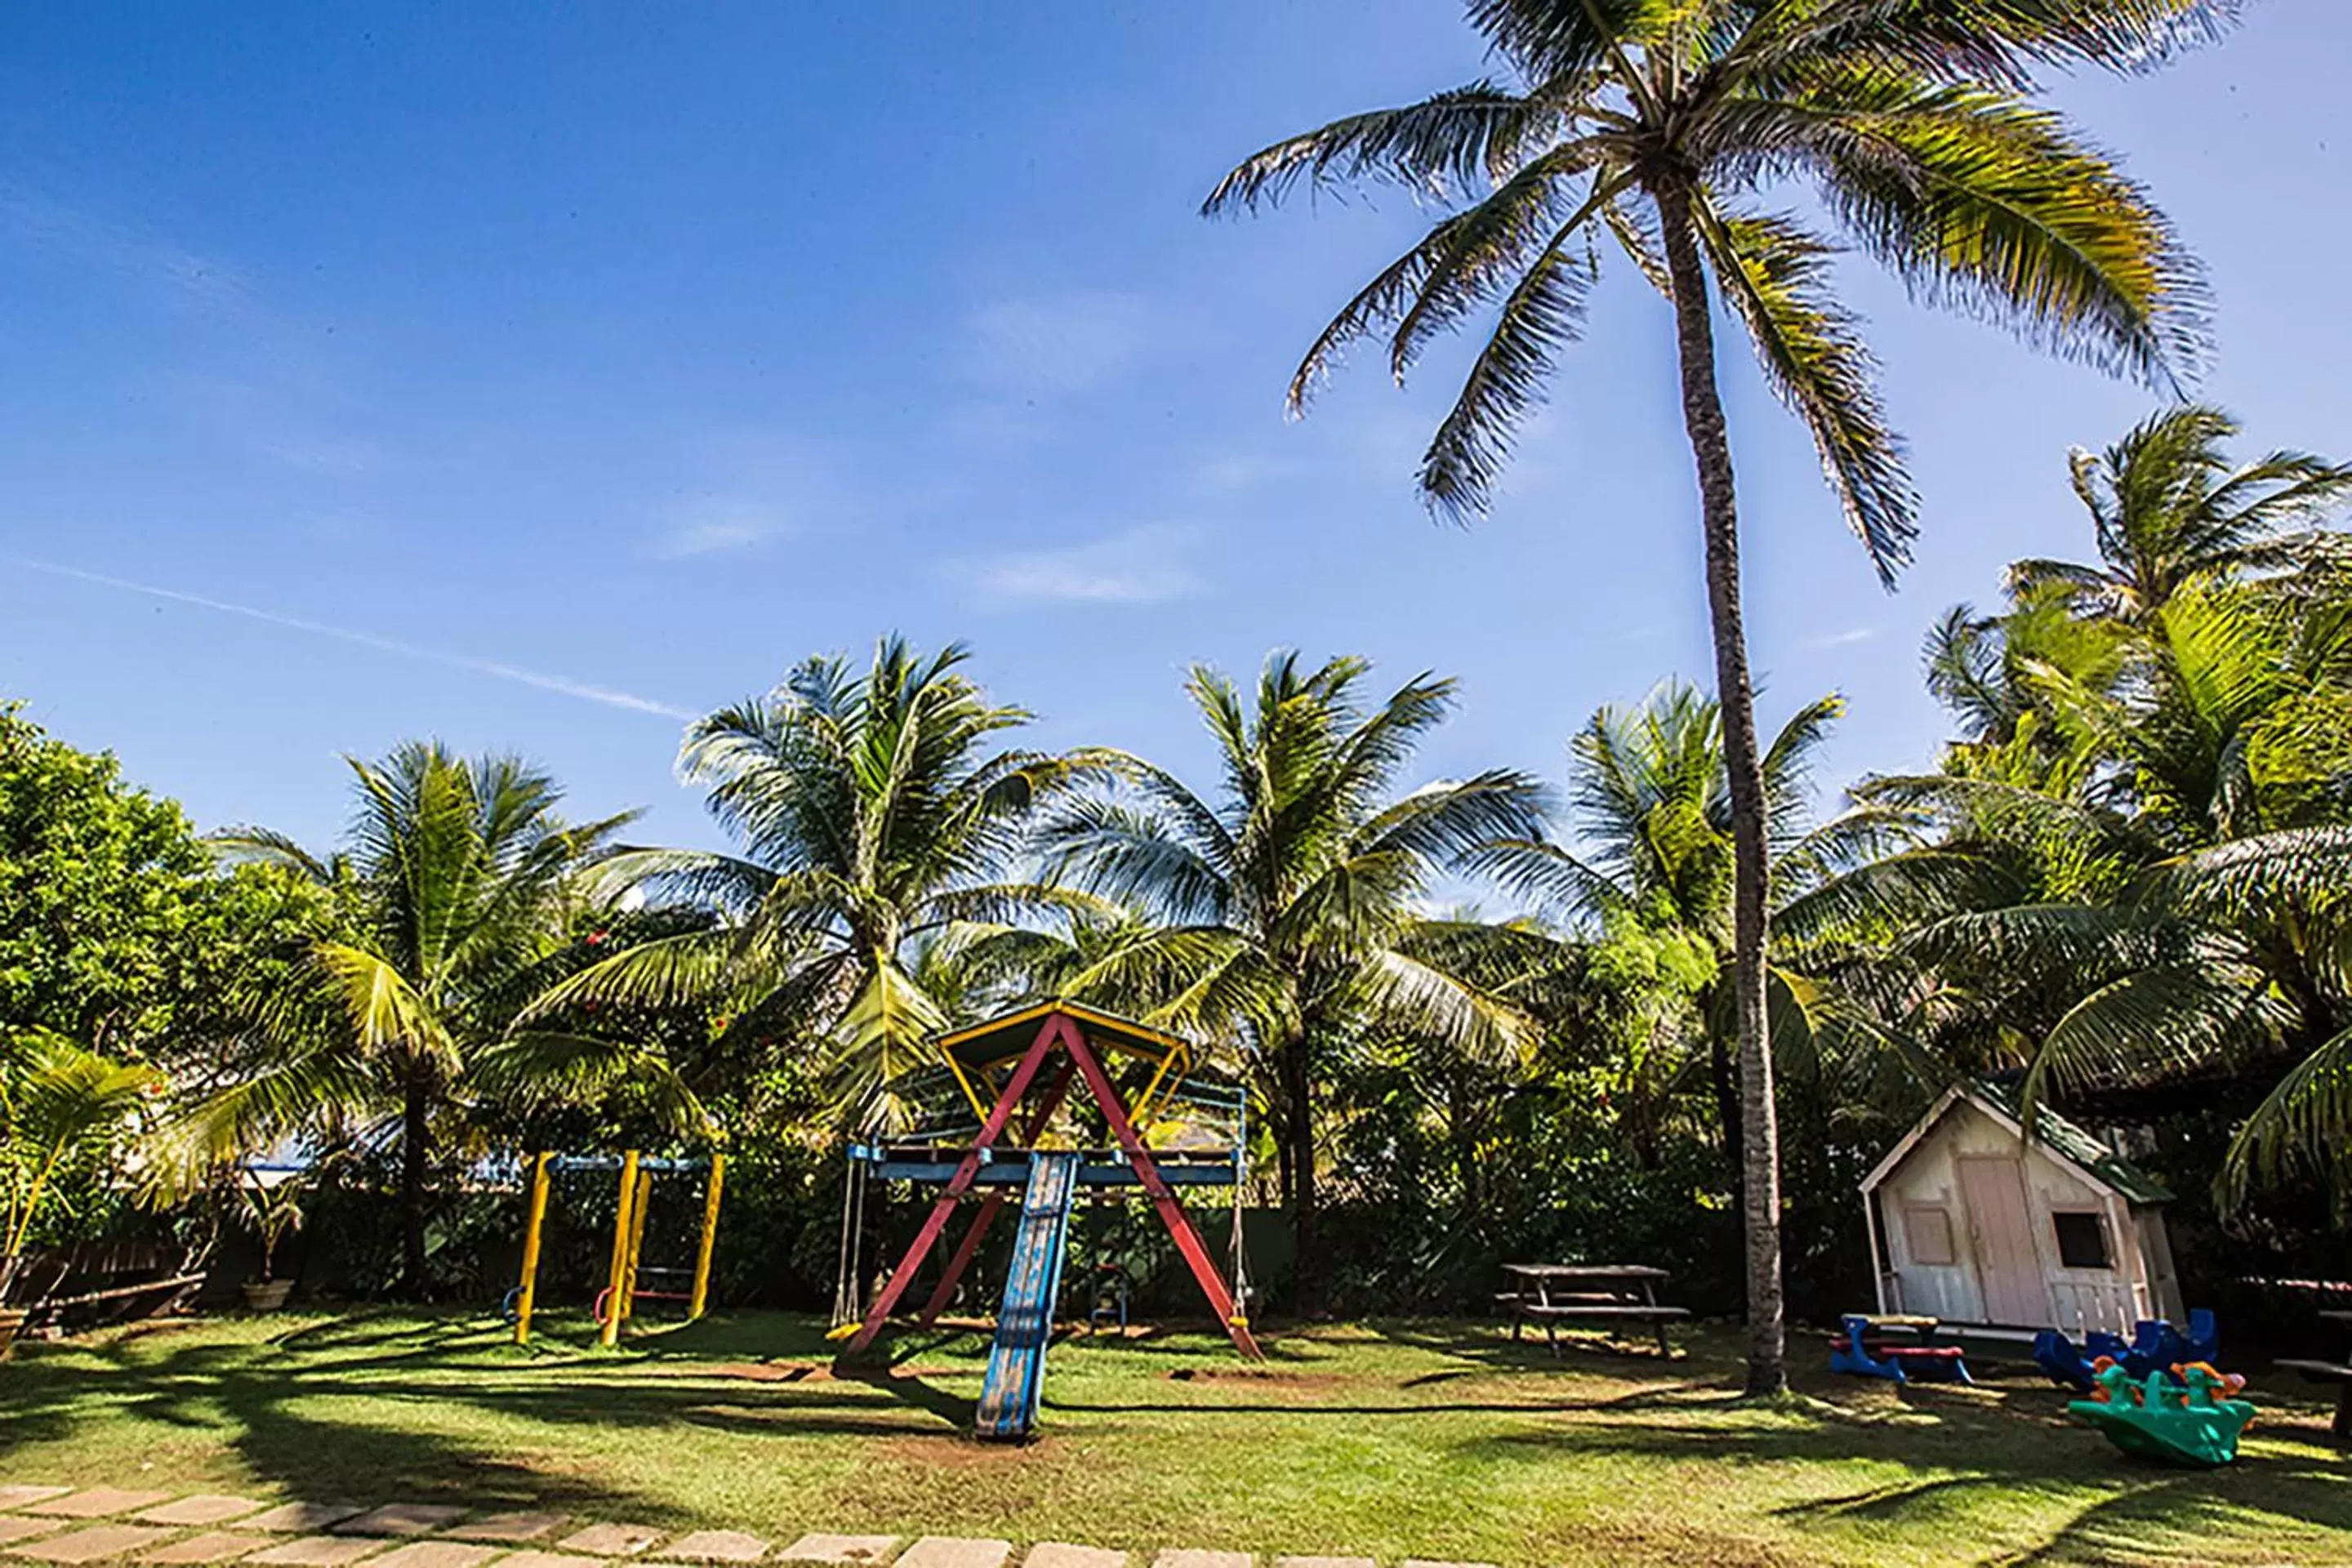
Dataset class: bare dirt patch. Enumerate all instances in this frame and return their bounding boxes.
[1164,1366,1352,1390]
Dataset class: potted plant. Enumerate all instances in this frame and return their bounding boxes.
[2,1030,158,1352]
[235,1178,305,1311]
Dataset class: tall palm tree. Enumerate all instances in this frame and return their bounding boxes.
[1477,681,1981,1178]
[537,637,1094,1117]
[1204,0,2222,1391]
[2008,406,2352,621]
[1041,652,1548,1299]
[189,744,645,1294]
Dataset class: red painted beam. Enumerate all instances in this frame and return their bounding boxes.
[1062,1020,1263,1360]
[842,1014,1070,1356]
[916,1057,1076,1326]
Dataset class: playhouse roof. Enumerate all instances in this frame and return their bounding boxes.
[1861,1082,2174,1206]
[936,999,1192,1072]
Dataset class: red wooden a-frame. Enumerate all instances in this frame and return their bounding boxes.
[843,1008,1263,1360]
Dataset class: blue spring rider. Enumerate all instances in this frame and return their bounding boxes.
[2034,1308,2218,1393]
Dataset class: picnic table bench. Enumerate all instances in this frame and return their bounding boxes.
[2278,1308,2352,1440]
[1827,1313,1973,1384]
[1497,1263,1687,1357]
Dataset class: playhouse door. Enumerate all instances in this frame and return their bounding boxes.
[1955,1156,2047,1326]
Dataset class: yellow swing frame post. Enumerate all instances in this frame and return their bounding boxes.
[511,1148,725,1349]
[512,1152,555,1347]
[688,1152,726,1321]
[618,1163,654,1331]
[599,1150,641,1349]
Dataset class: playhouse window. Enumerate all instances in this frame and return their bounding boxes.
[2051,1210,2113,1270]
[1902,1205,1957,1266]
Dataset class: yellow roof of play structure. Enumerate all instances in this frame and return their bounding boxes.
[935,1000,1192,1072]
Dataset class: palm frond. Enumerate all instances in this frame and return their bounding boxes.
[1700,202,1917,579]
[1761,75,2209,390]
[2222,1020,2352,1213]
[1419,210,1604,520]
[2021,959,2283,1115]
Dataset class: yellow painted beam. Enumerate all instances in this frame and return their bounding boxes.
[688,1152,726,1321]
[598,1150,639,1348]
[513,1151,553,1346]
[619,1165,653,1330]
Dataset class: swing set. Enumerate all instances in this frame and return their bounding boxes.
[510,1150,726,1347]
[831,1001,1259,1440]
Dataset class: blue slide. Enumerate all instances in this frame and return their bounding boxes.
[974,1152,1081,1441]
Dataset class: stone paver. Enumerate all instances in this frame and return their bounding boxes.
[445,1513,566,1544]
[494,1555,608,1568]
[22,1491,174,1521]
[656,1533,767,1565]
[363,1544,500,1568]
[14,1525,178,1563]
[557,1526,666,1558]
[244,1538,386,1568]
[138,1533,270,1564]
[140,1499,269,1528]
[894,1542,1006,1568]
[0,1491,73,1513]
[238,1508,365,1535]
[0,1521,65,1548]
[774,1539,896,1566]
[334,1508,466,1539]
[1148,1554,1249,1568]
[1274,1559,1373,1568]
[1020,1550,1125,1568]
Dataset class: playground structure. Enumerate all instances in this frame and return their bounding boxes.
[1826,1314,1975,1385]
[2034,1308,2220,1392]
[511,1150,726,1347]
[2068,1357,2255,1468]
[835,1001,1261,1441]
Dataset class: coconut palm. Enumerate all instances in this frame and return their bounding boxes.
[1204,0,2222,1390]
[1040,652,1548,1298]
[1476,682,1985,1171]
[1881,575,2352,1210]
[2008,406,2352,622]
[535,637,1095,1120]
[189,743,647,1294]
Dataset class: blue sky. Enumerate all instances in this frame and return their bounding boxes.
[2,2,2345,853]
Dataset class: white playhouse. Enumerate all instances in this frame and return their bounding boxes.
[1862,1084,2185,1335]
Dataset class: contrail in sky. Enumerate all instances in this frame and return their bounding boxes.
[16,558,697,720]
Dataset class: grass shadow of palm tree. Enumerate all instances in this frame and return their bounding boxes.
[1457,1388,2352,1563]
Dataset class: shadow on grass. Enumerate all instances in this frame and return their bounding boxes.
[5,1307,2345,1566]
[1458,1372,2352,1566]
[0,1307,978,1524]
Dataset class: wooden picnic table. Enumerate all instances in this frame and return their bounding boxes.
[1498,1263,1686,1357]
[2281,1310,2352,1440]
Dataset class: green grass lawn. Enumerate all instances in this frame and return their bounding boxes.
[2,1309,2346,1566]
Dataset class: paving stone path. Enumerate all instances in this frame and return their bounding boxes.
[0,1489,1497,1568]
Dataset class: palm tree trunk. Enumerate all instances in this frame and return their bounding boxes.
[400,1071,430,1298]
[1654,177,1786,1397]
[1282,1036,1321,1316]
[1707,1008,1744,1200]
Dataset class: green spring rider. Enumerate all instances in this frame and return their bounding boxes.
[2067,1358,2254,1468]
